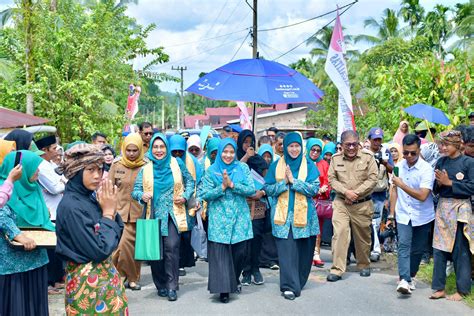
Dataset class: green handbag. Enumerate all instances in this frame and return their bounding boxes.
[135,203,162,261]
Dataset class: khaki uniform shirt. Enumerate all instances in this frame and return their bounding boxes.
[108,161,142,223]
[328,150,378,200]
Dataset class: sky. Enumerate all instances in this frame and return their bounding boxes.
[0,0,466,93]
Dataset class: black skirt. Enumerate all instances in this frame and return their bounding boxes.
[0,264,49,316]
[207,240,247,294]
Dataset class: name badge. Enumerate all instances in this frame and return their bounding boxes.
[455,172,464,180]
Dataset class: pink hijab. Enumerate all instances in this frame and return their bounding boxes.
[393,120,409,146]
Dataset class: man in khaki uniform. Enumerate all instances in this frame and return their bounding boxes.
[327,130,378,282]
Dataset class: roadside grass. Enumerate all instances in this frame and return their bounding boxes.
[417,262,474,308]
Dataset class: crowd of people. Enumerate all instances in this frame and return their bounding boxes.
[0,113,473,315]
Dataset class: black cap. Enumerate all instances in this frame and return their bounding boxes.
[35,135,56,150]
[469,112,474,119]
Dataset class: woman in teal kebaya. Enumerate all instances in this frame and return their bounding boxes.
[198,138,255,303]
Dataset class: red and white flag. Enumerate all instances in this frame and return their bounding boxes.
[324,11,356,140]
[236,101,252,130]
[126,84,141,120]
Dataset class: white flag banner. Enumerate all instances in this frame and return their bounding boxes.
[324,12,356,140]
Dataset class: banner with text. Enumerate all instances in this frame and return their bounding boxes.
[324,12,355,141]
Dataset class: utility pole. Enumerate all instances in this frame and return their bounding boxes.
[252,0,258,59]
[251,0,258,132]
[161,98,165,130]
[172,66,187,130]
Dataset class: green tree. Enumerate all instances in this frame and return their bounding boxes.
[355,8,403,45]
[418,4,451,56]
[399,0,425,32]
[449,1,473,53]
[0,0,168,142]
[306,26,357,60]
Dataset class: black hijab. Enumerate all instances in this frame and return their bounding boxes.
[4,129,33,150]
[237,129,256,160]
[237,129,268,176]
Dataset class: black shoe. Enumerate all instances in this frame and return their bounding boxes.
[360,268,371,277]
[241,274,251,286]
[235,284,242,294]
[158,289,168,297]
[282,291,296,300]
[326,273,342,282]
[168,290,178,301]
[179,268,186,276]
[252,271,264,285]
[127,282,141,291]
[370,253,380,262]
[220,293,229,303]
[269,263,279,270]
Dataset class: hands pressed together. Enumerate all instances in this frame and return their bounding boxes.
[97,179,118,220]
[221,169,234,191]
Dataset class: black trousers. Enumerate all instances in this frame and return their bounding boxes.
[275,229,316,297]
[47,248,64,286]
[208,240,248,294]
[432,222,472,295]
[150,218,180,291]
[179,230,196,268]
[259,232,279,266]
[243,218,265,276]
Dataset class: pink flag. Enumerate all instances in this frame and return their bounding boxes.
[236,101,252,130]
[126,84,141,120]
[324,11,356,140]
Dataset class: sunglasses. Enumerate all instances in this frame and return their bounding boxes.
[403,150,417,157]
[143,132,153,136]
[342,142,357,149]
[311,148,321,153]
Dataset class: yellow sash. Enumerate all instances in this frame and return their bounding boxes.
[185,155,198,217]
[200,158,212,221]
[274,156,308,227]
[142,157,188,232]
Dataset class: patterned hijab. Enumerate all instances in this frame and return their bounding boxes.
[120,133,146,169]
[58,143,105,179]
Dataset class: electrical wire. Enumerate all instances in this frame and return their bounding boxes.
[165,28,250,48]
[230,30,251,62]
[258,0,358,32]
[152,34,249,69]
[273,3,356,61]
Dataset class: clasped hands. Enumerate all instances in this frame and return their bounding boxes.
[97,179,118,220]
[434,169,452,186]
[343,189,358,205]
[221,169,235,191]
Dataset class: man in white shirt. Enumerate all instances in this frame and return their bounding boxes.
[36,135,65,220]
[36,135,66,293]
[388,134,435,295]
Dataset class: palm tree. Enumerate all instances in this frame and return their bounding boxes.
[449,1,473,52]
[418,4,451,57]
[399,0,425,32]
[306,26,358,60]
[354,8,402,46]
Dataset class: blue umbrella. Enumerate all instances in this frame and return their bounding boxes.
[404,103,450,126]
[186,58,324,105]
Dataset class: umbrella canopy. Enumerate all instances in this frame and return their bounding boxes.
[185,58,324,104]
[403,103,450,126]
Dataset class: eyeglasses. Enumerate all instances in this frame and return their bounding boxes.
[311,148,321,153]
[403,150,418,157]
[342,142,357,149]
[143,132,153,136]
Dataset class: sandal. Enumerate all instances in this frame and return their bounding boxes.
[429,291,446,300]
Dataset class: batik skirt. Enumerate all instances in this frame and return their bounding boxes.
[65,257,128,315]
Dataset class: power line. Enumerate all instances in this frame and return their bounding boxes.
[258,0,358,32]
[153,35,249,69]
[273,3,356,61]
[165,28,249,48]
[230,30,251,62]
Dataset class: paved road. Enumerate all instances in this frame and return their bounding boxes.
[49,249,472,315]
